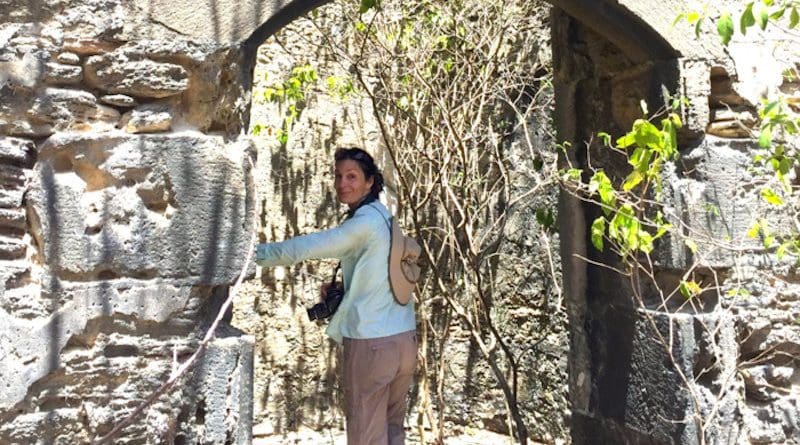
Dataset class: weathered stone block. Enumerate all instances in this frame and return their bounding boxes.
[63,37,119,56]
[22,87,120,133]
[658,136,786,269]
[28,87,97,122]
[0,184,26,209]
[742,365,794,402]
[0,409,88,444]
[0,164,27,191]
[0,236,26,259]
[0,208,26,230]
[100,94,138,108]
[0,136,35,166]
[84,54,189,98]
[0,278,197,412]
[141,0,307,43]
[120,104,173,133]
[59,0,125,32]
[188,335,255,445]
[44,61,84,85]
[28,132,255,283]
[56,52,81,65]
[0,117,52,138]
[575,307,739,445]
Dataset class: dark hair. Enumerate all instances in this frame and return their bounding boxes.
[334,147,384,201]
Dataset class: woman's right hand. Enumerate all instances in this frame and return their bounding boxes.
[320,283,332,301]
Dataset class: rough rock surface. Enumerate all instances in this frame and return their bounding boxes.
[0,0,265,442]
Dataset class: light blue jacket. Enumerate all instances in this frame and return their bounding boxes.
[255,201,416,344]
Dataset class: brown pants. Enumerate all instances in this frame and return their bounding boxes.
[343,330,417,445]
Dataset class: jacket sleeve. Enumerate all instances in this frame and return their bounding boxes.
[255,212,374,267]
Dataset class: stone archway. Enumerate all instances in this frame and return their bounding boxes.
[548,1,800,444]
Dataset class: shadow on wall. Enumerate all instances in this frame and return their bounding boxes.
[0,130,254,431]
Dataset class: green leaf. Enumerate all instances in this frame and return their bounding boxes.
[758,8,770,30]
[622,170,644,191]
[639,231,655,253]
[562,168,582,181]
[616,132,636,148]
[607,219,618,242]
[685,239,699,253]
[536,207,555,228]
[277,130,288,145]
[587,177,599,195]
[591,217,606,251]
[632,120,662,149]
[741,3,756,34]
[656,225,672,240]
[778,157,792,175]
[589,171,614,205]
[359,0,378,13]
[629,147,649,169]
[679,280,702,299]
[770,6,786,20]
[758,125,773,148]
[761,187,784,205]
[791,7,800,28]
[597,132,612,146]
[747,220,761,239]
[777,241,790,259]
[761,100,780,118]
[717,12,734,45]
[669,112,683,128]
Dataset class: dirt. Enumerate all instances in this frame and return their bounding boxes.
[252,423,553,444]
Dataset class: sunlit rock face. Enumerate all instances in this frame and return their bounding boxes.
[0,0,266,442]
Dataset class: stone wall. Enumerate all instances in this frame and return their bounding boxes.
[0,0,265,442]
[553,1,800,443]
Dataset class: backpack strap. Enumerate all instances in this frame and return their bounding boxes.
[366,203,408,305]
[367,203,392,232]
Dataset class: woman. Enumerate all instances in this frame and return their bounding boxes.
[255,148,417,445]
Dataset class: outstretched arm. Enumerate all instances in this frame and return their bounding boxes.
[255,213,373,267]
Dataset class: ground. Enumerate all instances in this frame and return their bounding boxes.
[252,423,553,444]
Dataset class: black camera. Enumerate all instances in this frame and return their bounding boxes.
[307,284,344,321]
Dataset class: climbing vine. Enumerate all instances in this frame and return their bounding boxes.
[581,102,680,257]
[252,64,318,144]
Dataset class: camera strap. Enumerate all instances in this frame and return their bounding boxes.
[330,263,341,286]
